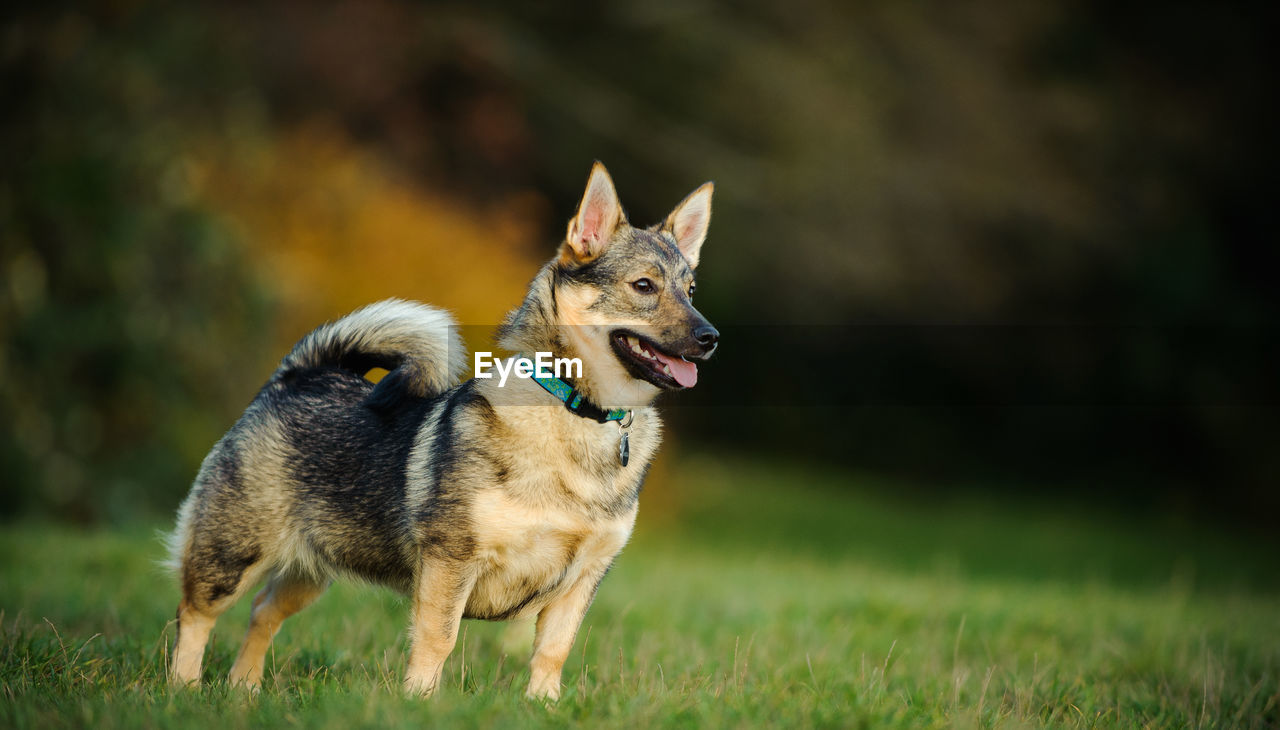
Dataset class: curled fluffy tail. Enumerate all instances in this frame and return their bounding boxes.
[280,299,467,397]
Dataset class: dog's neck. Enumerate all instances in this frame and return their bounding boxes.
[496,264,660,411]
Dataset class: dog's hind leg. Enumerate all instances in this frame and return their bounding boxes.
[227,572,328,689]
[170,534,271,687]
[171,599,219,687]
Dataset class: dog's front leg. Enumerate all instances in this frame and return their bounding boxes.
[527,563,611,701]
[404,558,476,697]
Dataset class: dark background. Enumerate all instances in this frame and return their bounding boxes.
[2,1,1276,525]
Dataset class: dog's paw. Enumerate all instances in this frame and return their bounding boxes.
[229,679,263,695]
[227,667,263,694]
[168,675,201,691]
[403,675,440,698]
[525,677,561,703]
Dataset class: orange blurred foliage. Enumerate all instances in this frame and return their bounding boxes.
[192,120,547,356]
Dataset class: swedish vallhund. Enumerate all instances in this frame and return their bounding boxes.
[166,163,718,700]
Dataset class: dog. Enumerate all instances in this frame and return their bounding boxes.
[166,162,718,700]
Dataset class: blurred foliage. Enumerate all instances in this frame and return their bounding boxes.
[2,1,1276,523]
[0,5,547,522]
[193,121,540,342]
[0,7,277,522]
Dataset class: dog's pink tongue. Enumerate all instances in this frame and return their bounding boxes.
[653,351,698,387]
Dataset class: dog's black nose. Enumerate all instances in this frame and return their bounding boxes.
[693,324,719,348]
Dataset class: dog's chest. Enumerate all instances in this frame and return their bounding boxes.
[462,491,634,621]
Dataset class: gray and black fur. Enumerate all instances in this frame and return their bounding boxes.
[166,163,718,700]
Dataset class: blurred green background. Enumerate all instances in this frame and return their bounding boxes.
[2,1,1276,530]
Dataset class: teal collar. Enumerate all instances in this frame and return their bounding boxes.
[531,371,629,424]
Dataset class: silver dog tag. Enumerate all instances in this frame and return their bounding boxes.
[616,410,634,467]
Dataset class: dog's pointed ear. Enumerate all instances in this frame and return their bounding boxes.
[565,162,624,262]
[663,182,713,268]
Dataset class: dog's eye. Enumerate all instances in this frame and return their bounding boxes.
[688,283,696,298]
[631,278,655,294]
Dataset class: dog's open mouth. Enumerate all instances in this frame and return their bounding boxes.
[610,331,699,389]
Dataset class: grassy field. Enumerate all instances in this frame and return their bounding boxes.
[2,455,1277,728]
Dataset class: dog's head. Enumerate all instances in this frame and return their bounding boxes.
[553,162,718,403]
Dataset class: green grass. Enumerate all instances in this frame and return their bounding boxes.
[2,455,1277,728]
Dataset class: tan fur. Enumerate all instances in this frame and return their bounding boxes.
[527,559,614,700]
[228,574,328,689]
[404,560,477,696]
[170,601,217,686]
[555,285,662,407]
